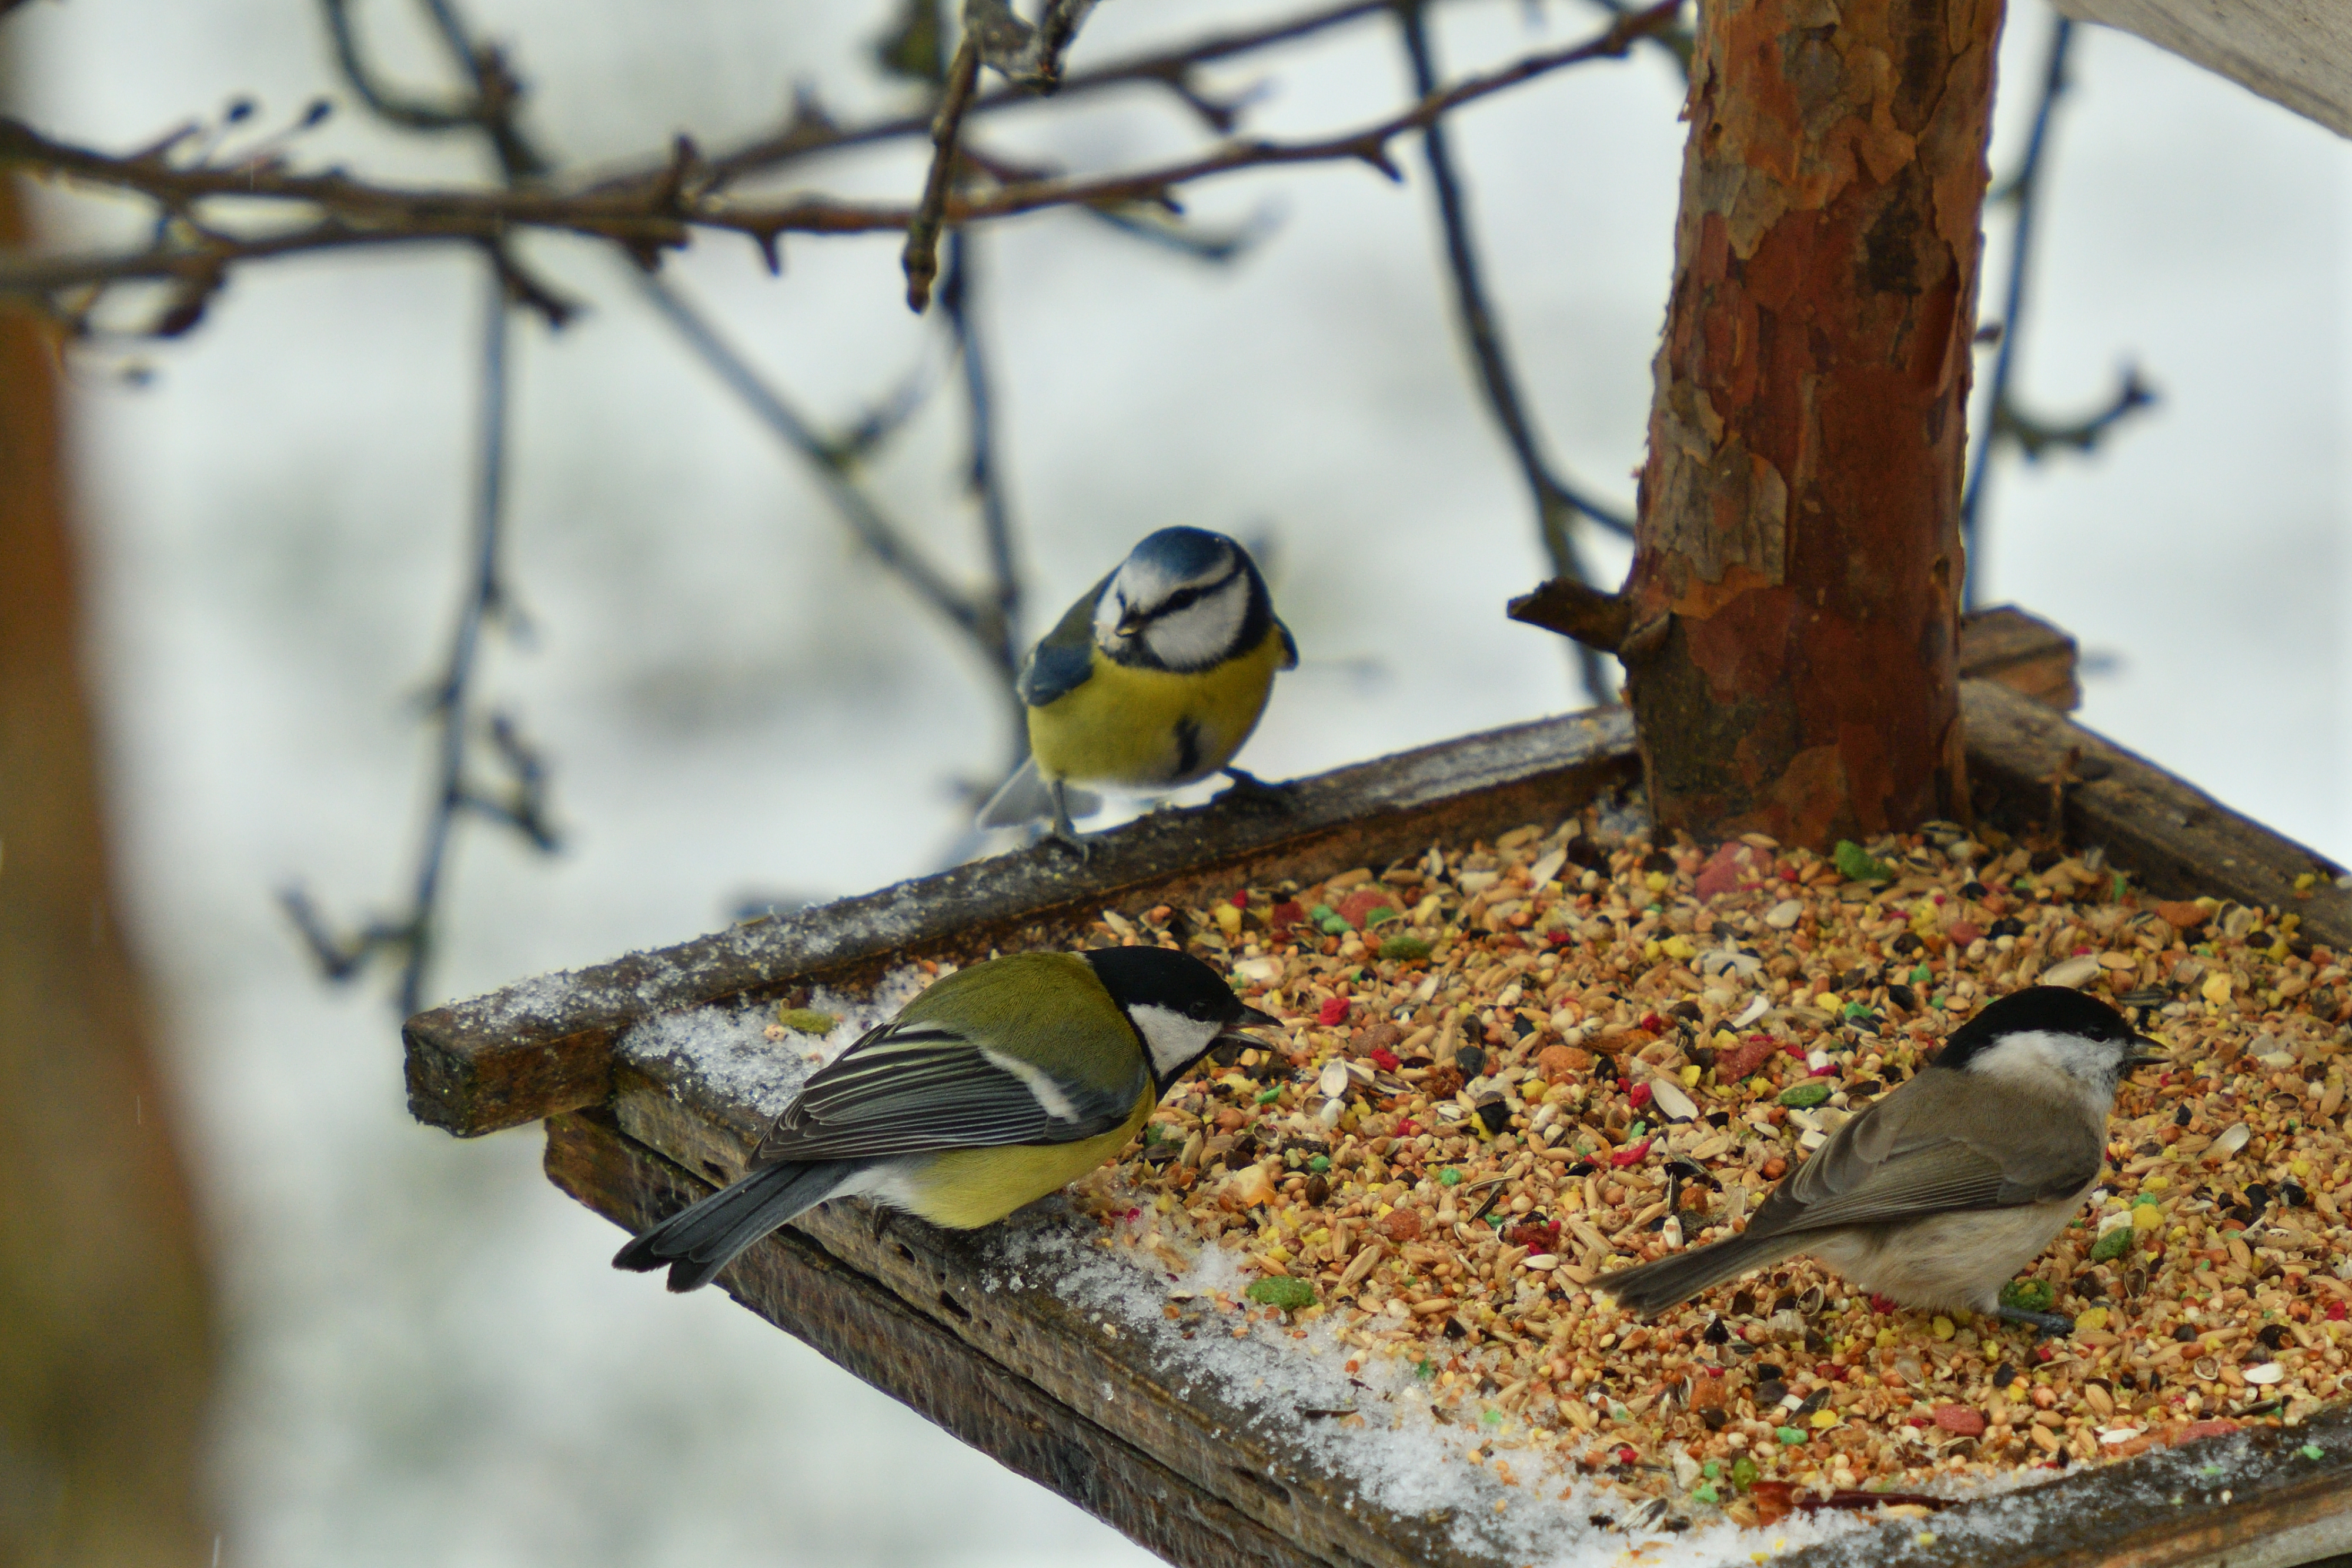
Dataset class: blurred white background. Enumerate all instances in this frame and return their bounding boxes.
[9,0,2347,1562]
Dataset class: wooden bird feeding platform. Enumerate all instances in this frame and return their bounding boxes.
[404,613,2352,1568]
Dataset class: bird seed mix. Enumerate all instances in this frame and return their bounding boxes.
[1067,818,2352,1529]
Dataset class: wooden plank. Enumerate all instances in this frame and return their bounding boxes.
[1775,1408,2352,1568]
[1959,606,2080,714]
[1963,678,2351,952]
[403,708,1641,1136]
[2054,0,2352,140]
[544,1108,1331,1568]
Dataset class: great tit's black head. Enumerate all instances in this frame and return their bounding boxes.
[1929,985,2164,1091]
[1081,944,1279,1085]
[1092,527,1271,673]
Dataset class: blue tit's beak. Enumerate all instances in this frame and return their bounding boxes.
[1114,609,1148,639]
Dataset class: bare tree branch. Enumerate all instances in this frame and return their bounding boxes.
[1,2,1679,313]
[673,0,1405,189]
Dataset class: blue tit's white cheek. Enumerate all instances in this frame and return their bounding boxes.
[1138,577,1247,671]
[1093,579,1130,648]
[1128,1003,1221,1081]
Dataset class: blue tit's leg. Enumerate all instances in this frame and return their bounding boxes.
[1994,1304,2074,1339]
[1044,779,1093,863]
[1215,766,1292,811]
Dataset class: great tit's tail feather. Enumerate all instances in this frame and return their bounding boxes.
[613,1159,863,1293]
[977,759,1100,830]
[1594,1229,1809,1318]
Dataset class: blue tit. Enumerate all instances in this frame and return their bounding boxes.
[977,526,1297,850]
[614,945,1276,1292]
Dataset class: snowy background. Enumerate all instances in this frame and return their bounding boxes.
[9,0,2348,1563]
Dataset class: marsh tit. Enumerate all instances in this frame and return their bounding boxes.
[1598,986,2161,1335]
[978,527,1297,851]
[615,945,1275,1292]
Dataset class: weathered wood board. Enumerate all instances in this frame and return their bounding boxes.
[2055,0,2352,140]
[412,677,2352,1568]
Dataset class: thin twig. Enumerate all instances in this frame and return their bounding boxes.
[282,268,551,1011]
[940,228,1031,766]
[282,0,556,1012]
[906,34,983,312]
[395,273,517,1013]
[1,4,1678,309]
[1396,0,1623,705]
[629,265,1018,691]
[1960,14,2152,605]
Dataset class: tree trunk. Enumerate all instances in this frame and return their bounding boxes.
[1572,0,2000,847]
[1,162,218,1563]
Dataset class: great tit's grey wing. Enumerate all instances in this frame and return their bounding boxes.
[1743,1071,2102,1239]
[753,1014,1146,1165]
[1275,618,1299,670]
[1017,574,1115,708]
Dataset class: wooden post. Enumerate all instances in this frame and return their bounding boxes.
[0,164,217,1562]
[1519,0,2002,847]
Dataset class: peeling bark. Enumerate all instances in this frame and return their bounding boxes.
[1620,0,1999,847]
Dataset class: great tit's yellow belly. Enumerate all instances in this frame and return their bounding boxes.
[1027,624,1286,791]
[896,1090,1152,1230]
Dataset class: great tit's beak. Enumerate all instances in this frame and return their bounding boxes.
[1210,1004,1281,1050]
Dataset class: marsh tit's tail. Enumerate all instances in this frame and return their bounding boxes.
[614,1159,866,1293]
[1594,1228,1809,1318]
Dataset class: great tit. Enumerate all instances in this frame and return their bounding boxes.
[978,526,1297,850]
[1598,986,2162,1335]
[614,945,1275,1292]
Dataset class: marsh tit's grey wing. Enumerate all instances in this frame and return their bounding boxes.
[1744,1070,2104,1241]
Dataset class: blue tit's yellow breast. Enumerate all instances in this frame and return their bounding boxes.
[894,1088,1153,1229]
[1026,623,1287,790]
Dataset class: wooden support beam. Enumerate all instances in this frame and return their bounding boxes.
[1956,604,2079,713]
[544,1109,1327,1568]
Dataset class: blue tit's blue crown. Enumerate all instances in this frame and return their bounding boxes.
[1126,526,1237,582]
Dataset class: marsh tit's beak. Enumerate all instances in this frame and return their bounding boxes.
[2125,1036,2167,1069]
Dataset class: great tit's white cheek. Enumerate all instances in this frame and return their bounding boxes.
[1140,579,1247,670]
[1128,1003,1221,1081]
